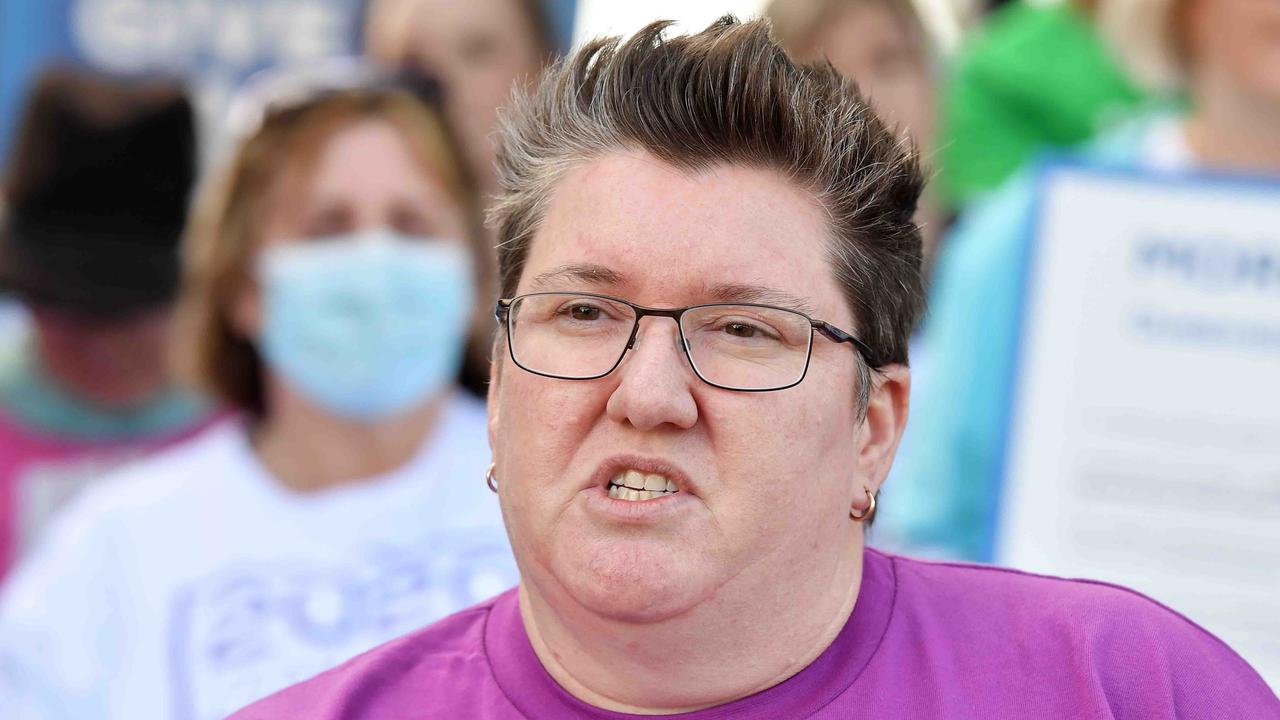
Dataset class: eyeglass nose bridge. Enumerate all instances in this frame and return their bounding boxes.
[623,306,692,355]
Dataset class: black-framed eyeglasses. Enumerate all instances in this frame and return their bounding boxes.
[494,292,877,392]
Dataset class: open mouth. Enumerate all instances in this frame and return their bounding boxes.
[607,469,680,502]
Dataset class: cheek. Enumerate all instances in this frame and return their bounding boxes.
[1241,30,1280,95]
[1187,0,1276,79]
[493,374,609,497]
[504,379,599,452]
[231,282,264,341]
[706,391,854,528]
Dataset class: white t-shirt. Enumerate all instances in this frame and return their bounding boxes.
[0,393,517,720]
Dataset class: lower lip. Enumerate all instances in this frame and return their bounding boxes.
[581,484,694,523]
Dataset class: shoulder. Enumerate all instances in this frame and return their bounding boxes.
[431,393,491,472]
[67,419,247,518]
[228,593,504,719]
[8,420,248,574]
[1083,111,1176,163]
[940,169,1040,292]
[1,421,245,599]
[884,553,1277,708]
[950,111,1171,243]
[892,553,1212,642]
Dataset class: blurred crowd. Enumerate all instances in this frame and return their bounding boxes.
[0,0,1275,716]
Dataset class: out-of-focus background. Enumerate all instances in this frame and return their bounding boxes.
[0,0,1275,716]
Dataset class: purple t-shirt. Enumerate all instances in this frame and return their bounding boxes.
[230,549,1278,719]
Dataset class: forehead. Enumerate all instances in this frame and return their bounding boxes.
[307,121,416,185]
[521,152,847,318]
[295,120,450,208]
[406,0,528,40]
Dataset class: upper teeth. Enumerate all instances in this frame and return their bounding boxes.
[608,469,678,501]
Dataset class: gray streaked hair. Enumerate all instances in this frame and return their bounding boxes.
[489,16,924,402]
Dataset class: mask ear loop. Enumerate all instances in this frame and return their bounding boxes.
[486,463,498,493]
[849,488,876,521]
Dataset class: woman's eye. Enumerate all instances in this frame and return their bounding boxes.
[298,204,353,239]
[569,305,601,321]
[391,209,432,237]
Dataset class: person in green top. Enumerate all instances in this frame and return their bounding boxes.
[939,0,1148,208]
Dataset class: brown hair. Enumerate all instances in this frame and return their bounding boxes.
[177,89,481,417]
[489,17,924,404]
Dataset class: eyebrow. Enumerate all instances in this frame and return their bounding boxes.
[528,263,629,291]
[706,282,819,317]
[525,266,820,317]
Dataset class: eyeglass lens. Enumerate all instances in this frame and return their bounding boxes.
[507,293,814,390]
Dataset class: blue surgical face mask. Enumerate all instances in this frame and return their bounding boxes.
[256,229,473,422]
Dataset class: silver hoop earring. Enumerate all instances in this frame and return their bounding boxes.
[849,488,876,522]
[486,463,498,494]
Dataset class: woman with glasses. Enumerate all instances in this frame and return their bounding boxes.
[0,66,516,719]
[235,19,1275,719]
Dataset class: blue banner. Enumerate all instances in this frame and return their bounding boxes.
[0,0,368,168]
[0,0,577,170]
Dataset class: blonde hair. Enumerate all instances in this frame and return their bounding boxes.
[1095,0,1185,93]
[766,0,959,60]
[177,89,480,417]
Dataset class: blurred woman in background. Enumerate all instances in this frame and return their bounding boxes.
[888,0,1280,560]
[365,0,556,395]
[0,68,516,720]
[766,0,949,272]
[364,0,554,200]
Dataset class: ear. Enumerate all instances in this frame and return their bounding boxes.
[853,364,910,494]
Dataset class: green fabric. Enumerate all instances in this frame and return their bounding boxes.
[939,0,1148,208]
[0,338,209,441]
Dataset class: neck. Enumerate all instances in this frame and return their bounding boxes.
[254,385,450,493]
[33,337,170,414]
[519,528,864,714]
[1185,74,1280,174]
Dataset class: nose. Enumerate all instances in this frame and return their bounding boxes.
[605,317,699,431]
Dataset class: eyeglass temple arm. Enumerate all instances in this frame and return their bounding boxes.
[813,320,877,366]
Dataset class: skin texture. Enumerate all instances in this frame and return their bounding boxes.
[30,306,175,410]
[232,120,471,493]
[1182,0,1280,172]
[367,0,546,197]
[488,152,910,712]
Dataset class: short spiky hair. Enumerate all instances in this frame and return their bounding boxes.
[489,16,924,370]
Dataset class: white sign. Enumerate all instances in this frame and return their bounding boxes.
[996,163,1280,690]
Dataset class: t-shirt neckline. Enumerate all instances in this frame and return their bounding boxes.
[484,548,897,720]
[228,392,470,513]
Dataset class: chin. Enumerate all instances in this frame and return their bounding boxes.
[552,537,713,623]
